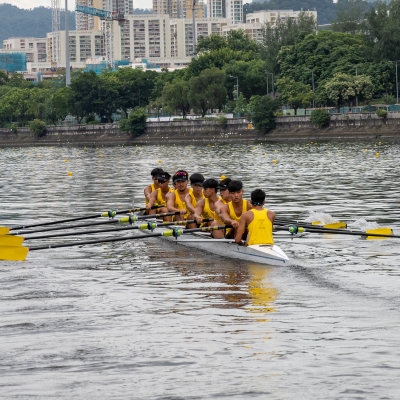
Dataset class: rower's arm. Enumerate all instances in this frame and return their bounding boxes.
[144,185,152,202]
[194,199,205,224]
[219,204,237,227]
[235,215,248,245]
[166,192,179,213]
[185,194,196,214]
[147,190,158,209]
[267,210,276,224]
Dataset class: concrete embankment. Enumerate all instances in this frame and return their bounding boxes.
[0,113,399,147]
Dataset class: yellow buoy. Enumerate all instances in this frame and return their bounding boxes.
[220,175,226,180]
[158,160,162,163]
[376,152,380,157]
[273,160,277,164]
[99,154,103,157]
[68,171,73,176]
[65,159,69,162]
[364,149,368,152]
[378,142,382,145]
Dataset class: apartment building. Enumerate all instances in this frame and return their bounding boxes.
[3,37,47,63]
[153,0,205,19]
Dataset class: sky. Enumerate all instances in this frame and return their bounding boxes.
[0,0,153,10]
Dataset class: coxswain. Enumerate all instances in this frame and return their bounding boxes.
[185,173,205,227]
[144,167,164,209]
[194,178,220,228]
[146,172,173,220]
[235,189,275,246]
[218,180,253,238]
[166,170,190,221]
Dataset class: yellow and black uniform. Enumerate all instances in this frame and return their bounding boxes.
[174,189,189,218]
[145,183,156,206]
[228,200,248,222]
[156,187,174,207]
[188,190,205,209]
[201,197,222,220]
[247,209,274,245]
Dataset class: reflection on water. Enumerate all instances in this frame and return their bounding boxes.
[1,142,400,398]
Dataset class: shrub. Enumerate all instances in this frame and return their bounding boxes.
[376,109,387,119]
[29,119,46,138]
[248,95,279,133]
[310,108,330,128]
[85,114,96,124]
[119,107,147,137]
[218,115,228,128]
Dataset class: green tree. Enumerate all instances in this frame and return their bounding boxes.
[196,34,227,53]
[248,95,279,133]
[7,73,33,88]
[276,77,313,115]
[0,70,9,86]
[260,11,317,75]
[97,73,119,123]
[29,118,46,137]
[189,68,226,117]
[119,107,147,137]
[310,108,330,128]
[332,0,370,35]
[234,93,248,115]
[0,87,32,126]
[163,80,190,118]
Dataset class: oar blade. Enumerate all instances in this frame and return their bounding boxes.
[323,222,347,229]
[0,235,25,246]
[0,227,11,235]
[0,245,29,261]
[366,227,393,240]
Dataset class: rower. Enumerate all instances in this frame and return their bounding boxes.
[166,170,190,221]
[146,172,173,220]
[235,189,275,246]
[211,177,232,239]
[194,178,220,227]
[185,173,205,227]
[218,180,253,238]
[144,167,164,209]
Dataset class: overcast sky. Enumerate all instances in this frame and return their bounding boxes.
[0,1,153,10]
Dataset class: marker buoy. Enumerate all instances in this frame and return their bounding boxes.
[68,171,73,176]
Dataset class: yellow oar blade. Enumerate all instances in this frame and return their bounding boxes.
[366,227,393,240]
[0,235,24,246]
[0,245,29,261]
[312,221,321,225]
[323,222,347,229]
[0,227,11,235]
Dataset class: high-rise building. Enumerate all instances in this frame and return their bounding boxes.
[208,0,225,18]
[226,0,242,24]
[153,0,204,19]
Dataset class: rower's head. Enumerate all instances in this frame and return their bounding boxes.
[151,167,164,182]
[218,178,232,202]
[173,170,189,191]
[157,172,171,188]
[202,179,219,198]
[228,180,243,203]
[190,173,204,194]
[251,189,265,207]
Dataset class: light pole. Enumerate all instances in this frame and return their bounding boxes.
[65,0,70,85]
[348,64,358,107]
[266,72,274,97]
[389,60,399,104]
[230,75,239,100]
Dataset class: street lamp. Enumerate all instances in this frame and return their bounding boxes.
[266,72,274,97]
[65,0,70,85]
[230,75,239,100]
[347,64,359,107]
[389,60,400,104]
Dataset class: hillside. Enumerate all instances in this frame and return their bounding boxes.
[0,3,152,45]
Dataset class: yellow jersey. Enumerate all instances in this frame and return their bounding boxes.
[174,189,189,218]
[188,190,205,209]
[145,183,156,205]
[156,187,173,207]
[201,197,222,220]
[227,200,248,222]
[247,209,274,245]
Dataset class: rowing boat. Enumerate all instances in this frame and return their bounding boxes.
[139,226,290,266]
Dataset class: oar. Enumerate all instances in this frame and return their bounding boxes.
[275,218,347,230]
[10,212,181,235]
[0,225,231,262]
[276,225,399,239]
[6,206,162,231]
[16,218,214,241]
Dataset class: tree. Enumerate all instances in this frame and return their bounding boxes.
[163,80,190,118]
[260,11,317,75]
[248,95,279,133]
[29,119,46,137]
[119,107,147,137]
[310,109,330,128]
[363,0,400,62]
[276,77,313,115]
[0,87,32,126]
[189,68,226,117]
[7,73,33,88]
[0,71,9,86]
[331,0,370,35]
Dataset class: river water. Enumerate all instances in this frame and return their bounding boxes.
[1,141,399,399]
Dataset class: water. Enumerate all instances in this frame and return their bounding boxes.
[1,142,399,399]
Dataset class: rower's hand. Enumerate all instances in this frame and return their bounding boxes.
[236,240,245,246]
[179,209,186,215]
[195,216,203,225]
[146,204,152,211]
[231,221,239,229]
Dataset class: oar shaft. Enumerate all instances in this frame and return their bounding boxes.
[28,224,229,251]
[12,212,180,235]
[9,206,162,230]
